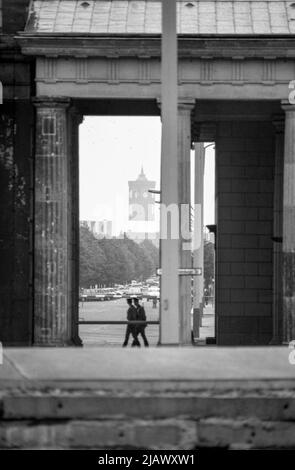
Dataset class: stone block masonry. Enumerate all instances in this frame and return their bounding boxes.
[216,121,275,345]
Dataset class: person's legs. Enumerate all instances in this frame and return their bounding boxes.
[122,325,131,347]
[131,327,140,347]
[138,327,149,347]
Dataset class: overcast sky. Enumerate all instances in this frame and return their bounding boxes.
[79,116,215,234]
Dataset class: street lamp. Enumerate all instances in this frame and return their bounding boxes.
[148,189,161,203]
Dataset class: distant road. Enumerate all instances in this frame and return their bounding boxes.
[79,298,160,347]
[79,298,214,347]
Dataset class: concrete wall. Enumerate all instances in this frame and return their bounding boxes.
[216,121,275,345]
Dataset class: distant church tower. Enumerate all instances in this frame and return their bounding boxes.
[128,167,156,221]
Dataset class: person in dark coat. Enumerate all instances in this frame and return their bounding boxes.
[122,298,140,347]
[133,298,149,347]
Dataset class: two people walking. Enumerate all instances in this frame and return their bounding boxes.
[122,297,149,347]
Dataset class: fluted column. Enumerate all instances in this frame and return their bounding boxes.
[281,103,295,343]
[34,97,73,346]
[68,108,83,346]
[193,143,205,338]
[270,118,284,344]
[178,101,195,345]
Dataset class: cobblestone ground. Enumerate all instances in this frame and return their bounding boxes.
[79,299,214,347]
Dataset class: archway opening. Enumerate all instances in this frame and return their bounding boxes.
[78,116,161,347]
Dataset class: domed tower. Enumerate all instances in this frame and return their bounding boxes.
[128,167,156,221]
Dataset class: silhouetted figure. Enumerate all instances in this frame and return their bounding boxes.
[133,298,149,347]
[122,298,140,347]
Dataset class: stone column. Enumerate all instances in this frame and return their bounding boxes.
[270,118,284,344]
[160,0,179,345]
[34,97,74,346]
[193,143,205,338]
[281,103,295,343]
[68,108,83,346]
[178,101,195,345]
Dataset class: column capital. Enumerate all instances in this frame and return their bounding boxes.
[156,98,195,112]
[281,99,295,113]
[156,98,162,113]
[178,99,196,112]
[33,96,71,109]
[69,106,84,125]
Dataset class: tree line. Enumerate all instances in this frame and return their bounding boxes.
[79,226,159,287]
[80,225,214,289]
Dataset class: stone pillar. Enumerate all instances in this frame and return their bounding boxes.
[34,97,75,346]
[281,103,295,343]
[160,0,194,345]
[68,108,83,346]
[270,118,284,344]
[178,101,195,345]
[193,143,205,338]
[160,0,179,345]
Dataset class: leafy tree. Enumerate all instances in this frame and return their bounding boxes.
[79,227,159,288]
[79,226,107,287]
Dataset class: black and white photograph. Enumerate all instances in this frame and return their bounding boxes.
[0,0,295,457]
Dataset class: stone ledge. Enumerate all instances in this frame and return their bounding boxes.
[1,347,294,385]
[1,395,295,421]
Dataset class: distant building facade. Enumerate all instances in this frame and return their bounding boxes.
[80,220,112,238]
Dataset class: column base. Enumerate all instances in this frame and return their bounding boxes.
[34,337,83,347]
[269,336,282,345]
[157,342,194,347]
[72,335,83,347]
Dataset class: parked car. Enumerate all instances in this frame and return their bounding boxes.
[146,286,160,301]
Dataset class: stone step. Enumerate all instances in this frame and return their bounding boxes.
[2,394,295,421]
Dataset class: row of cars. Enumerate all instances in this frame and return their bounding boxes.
[79,283,160,302]
[79,289,124,302]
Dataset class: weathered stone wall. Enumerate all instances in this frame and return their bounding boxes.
[1,390,295,449]
[0,1,34,344]
[0,102,34,345]
[216,121,275,345]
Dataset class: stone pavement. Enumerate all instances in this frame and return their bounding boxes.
[0,346,295,449]
[79,298,160,347]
